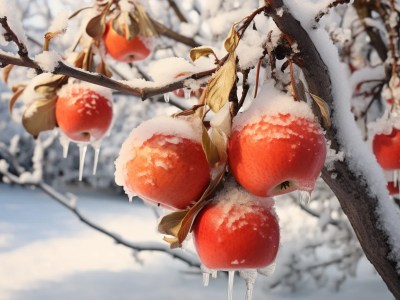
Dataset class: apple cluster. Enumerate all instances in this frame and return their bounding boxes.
[114,84,327,272]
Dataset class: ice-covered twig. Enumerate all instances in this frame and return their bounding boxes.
[0,17,28,57]
[314,0,351,25]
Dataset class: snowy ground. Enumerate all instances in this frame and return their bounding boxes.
[0,183,393,300]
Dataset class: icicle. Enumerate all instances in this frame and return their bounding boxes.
[258,261,276,277]
[184,88,191,100]
[227,270,235,300]
[59,134,70,158]
[164,93,170,103]
[394,170,398,188]
[203,272,210,287]
[298,190,312,206]
[78,143,88,181]
[91,140,102,175]
[211,270,218,278]
[239,270,258,300]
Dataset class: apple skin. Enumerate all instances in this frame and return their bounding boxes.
[193,185,279,270]
[372,128,400,170]
[56,87,113,142]
[103,22,150,62]
[228,113,326,197]
[123,134,211,210]
[387,181,399,196]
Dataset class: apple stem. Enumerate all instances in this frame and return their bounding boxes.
[78,143,88,181]
[227,270,235,300]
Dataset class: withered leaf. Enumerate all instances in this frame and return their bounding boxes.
[224,25,239,53]
[205,53,237,112]
[135,4,158,37]
[309,92,332,129]
[9,86,25,113]
[190,47,216,62]
[2,64,14,83]
[73,51,86,69]
[22,96,57,139]
[69,6,92,20]
[34,75,66,97]
[201,125,220,166]
[210,127,228,164]
[96,60,112,78]
[86,14,106,40]
[293,78,307,103]
[83,46,94,72]
[176,166,226,245]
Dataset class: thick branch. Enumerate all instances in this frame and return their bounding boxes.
[268,0,400,298]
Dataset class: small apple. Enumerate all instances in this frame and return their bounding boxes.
[373,128,400,170]
[114,116,211,210]
[103,22,151,62]
[173,72,204,98]
[228,113,326,197]
[193,182,280,270]
[55,84,113,142]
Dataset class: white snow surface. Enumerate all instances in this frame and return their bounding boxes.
[114,116,203,200]
[0,184,391,300]
[34,51,61,72]
[57,81,113,103]
[282,0,400,270]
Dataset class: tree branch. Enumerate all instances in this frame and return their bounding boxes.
[267,0,400,298]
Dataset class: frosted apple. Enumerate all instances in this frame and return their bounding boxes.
[56,83,113,142]
[114,116,211,210]
[372,127,400,170]
[228,82,326,197]
[193,181,279,270]
[103,22,151,62]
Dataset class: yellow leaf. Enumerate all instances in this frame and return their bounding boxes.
[190,47,216,62]
[134,4,158,37]
[205,53,237,112]
[309,92,331,129]
[22,97,57,139]
[210,127,228,164]
[34,75,66,97]
[2,64,14,83]
[201,125,220,166]
[9,86,25,113]
[224,26,239,53]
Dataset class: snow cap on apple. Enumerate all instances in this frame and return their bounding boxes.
[228,81,327,197]
[193,179,280,270]
[114,116,211,209]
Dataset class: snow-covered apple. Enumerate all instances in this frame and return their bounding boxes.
[228,83,326,197]
[114,116,211,210]
[372,127,400,170]
[55,83,113,142]
[193,181,279,270]
[103,22,151,62]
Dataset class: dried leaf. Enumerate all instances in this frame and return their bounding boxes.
[190,47,215,62]
[135,4,158,37]
[73,51,86,69]
[34,75,66,97]
[293,78,307,103]
[9,86,25,113]
[83,46,94,72]
[22,97,57,138]
[69,6,92,20]
[124,12,140,40]
[205,53,237,112]
[176,166,225,244]
[210,128,227,164]
[201,125,220,166]
[224,26,239,53]
[96,60,112,77]
[309,92,332,128]
[2,65,14,83]
[86,14,106,40]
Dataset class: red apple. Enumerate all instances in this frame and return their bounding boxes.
[56,84,113,142]
[103,22,151,62]
[114,116,211,210]
[373,128,400,170]
[387,181,399,196]
[228,113,326,197]
[193,182,279,270]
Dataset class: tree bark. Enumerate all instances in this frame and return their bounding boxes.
[267,1,400,298]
